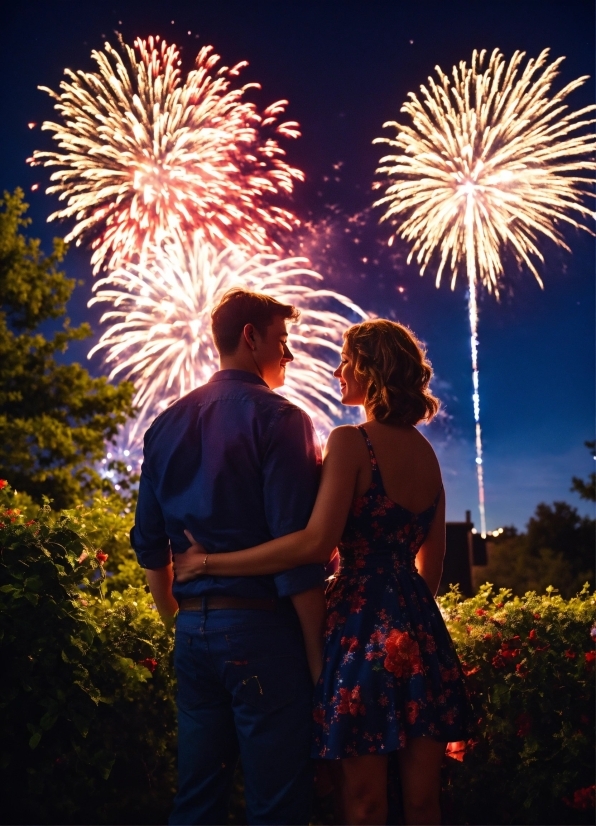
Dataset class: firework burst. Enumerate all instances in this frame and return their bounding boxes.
[89,238,367,445]
[32,35,303,272]
[374,48,596,534]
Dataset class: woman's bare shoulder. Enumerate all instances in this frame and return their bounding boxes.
[324,425,367,456]
[411,427,442,476]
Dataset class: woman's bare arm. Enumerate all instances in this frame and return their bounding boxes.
[415,488,446,596]
[174,426,363,581]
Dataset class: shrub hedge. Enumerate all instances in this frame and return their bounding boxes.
[1,484,594,825]
[439,584,595,825]
[0,487,175,825]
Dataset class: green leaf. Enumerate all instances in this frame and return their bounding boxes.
[39,713,57,731]
[28,732,41,750]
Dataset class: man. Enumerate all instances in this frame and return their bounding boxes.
[130,289,327,825]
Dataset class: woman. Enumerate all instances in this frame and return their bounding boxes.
[177,319,472,825]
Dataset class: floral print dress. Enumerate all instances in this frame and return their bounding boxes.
[312,426,472,759]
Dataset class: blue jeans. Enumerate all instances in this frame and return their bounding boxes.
[169,606,314,825]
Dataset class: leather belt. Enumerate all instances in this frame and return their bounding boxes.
[178,596,278,612]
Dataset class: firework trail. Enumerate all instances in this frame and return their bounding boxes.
[89,237,367,446]
[31,35,302,272]
[374,48,596,535]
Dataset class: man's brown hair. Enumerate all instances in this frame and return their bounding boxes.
[211,289,300,356]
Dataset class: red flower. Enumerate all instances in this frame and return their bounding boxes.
[406,700,419,724]
[139,658,157,673]
[341,636,359,653]
[383,629,423,679]
[528,629,538,642]
[326,611,340,632]
[336,686,366,717]
[515,713,532,737]
[313,706,326,726]
[482,633,493,641]
[533,613,541,619]
[515,663,528,677]
[564,785,595,811]
[564,649,577,659]
[95,551,109,564]
[0,480,7,490]
[585,651,596,665]
[491,654,505,669]
[475,608,486,617]
[495,602,504,609]
[445,741,466,762]
[349,593,366,613]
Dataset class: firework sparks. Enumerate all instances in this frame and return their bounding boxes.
[89,237,367,445]
[374,48,596,535]
[31,35,303,272]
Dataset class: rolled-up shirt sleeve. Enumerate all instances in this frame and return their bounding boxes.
[130,467,171,570]
[262,405,325,597]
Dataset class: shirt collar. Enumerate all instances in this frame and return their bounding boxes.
[208,369,269,388]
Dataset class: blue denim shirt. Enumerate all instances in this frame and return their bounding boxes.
[130,370,324,601]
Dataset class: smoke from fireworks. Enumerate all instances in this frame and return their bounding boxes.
[31,35,303,272]
[374,48,596,535]
[89,237,367,445]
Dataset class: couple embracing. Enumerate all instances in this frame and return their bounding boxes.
[131,289,472,826]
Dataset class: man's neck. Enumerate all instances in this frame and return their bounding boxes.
[219,354,264,381]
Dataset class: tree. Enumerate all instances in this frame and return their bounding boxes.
[480,445,596,597]
[0,189,135,508]
[571,440,596,502]
[481,499,594,598]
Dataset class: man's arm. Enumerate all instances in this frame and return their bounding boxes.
[131,452,176,628]
[290,586,326,684]
[145,564,179,630]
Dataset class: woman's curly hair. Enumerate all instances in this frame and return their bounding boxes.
[344,319,440,426]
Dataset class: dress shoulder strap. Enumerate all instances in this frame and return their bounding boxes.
[356,426,385,493]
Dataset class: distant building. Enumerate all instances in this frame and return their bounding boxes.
[438,511,487,598]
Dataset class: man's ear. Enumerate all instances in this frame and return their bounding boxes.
[243,323,257,351]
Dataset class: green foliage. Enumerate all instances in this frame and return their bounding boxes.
[481,501,595,598]
[68,489,145,592]
[0,484,175,825]
[2,477,594,825]
[0,189,135,509]
[571,441,596,502]
[439,584,596,825]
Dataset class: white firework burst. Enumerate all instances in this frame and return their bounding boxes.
[89,237,367,446]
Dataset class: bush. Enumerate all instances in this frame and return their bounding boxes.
[2,477,594,825]
[0,485,175,825]
[439,583,596,825]
[65,490,145,594]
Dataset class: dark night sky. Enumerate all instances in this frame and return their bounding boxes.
[1,0,594,531]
